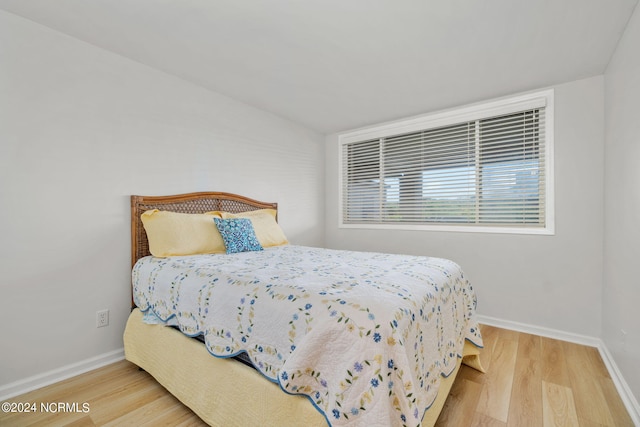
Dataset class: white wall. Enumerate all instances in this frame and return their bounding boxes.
[0,10,324,387]
[325,76,605,338]
[603,2,640,403]
[3,2,637,409]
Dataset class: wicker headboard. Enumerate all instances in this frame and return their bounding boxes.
[130,192,278,268]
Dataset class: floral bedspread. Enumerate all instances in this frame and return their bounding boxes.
[133,245,482,427]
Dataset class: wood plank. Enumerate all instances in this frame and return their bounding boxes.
[172,415,211,427]
[87,380,168,425]
[540,335,571,388]
[516,332,541,361]
[477,324,500,372]
[577,417,611,427]
[598,376,635,427]
[435,378,482,427]
[62,416,97,427]
[102,394,204,427]
[475,338,518,422]
[496,327,520,343]
[562,341,616,426]
[471,412,508,427]
[508,332,542,427]
[542,381,580,427]
[584,345,612,378]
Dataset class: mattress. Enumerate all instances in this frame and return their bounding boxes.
[132,245,483,426]
[124,308,482,427]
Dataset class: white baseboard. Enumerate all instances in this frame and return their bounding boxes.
[477,315,640,425]
[0,348,124,401]
[477,314,602,347]
[597,344,640,426]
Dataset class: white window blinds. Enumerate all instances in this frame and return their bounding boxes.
[340,92,553,233]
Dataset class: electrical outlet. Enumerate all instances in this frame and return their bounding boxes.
[96,309,109,328]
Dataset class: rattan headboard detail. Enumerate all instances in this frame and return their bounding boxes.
[130,192,278,269]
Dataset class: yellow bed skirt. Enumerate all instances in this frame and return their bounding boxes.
[124,308,482,427]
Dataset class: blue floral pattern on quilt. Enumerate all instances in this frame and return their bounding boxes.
[133,245,483,427]
[213,217,263,254]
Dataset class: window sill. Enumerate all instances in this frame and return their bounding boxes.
[339,222,555,235]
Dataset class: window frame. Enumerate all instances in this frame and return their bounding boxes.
[338,89,555,235]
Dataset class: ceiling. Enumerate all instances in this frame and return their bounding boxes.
[1,0,637,134]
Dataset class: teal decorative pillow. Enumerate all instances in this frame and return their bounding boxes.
[213,218,263,254]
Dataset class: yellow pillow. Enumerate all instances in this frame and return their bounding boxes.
[219,209,288,248]
[141,210,225,257]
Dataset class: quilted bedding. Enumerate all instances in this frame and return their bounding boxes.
[132,245,482,427]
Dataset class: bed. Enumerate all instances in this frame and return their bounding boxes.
[123,191,484,427]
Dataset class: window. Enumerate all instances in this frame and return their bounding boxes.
[339,90,554,234]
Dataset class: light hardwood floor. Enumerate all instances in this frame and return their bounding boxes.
[1,325,634,426]
[436,325,634,427]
